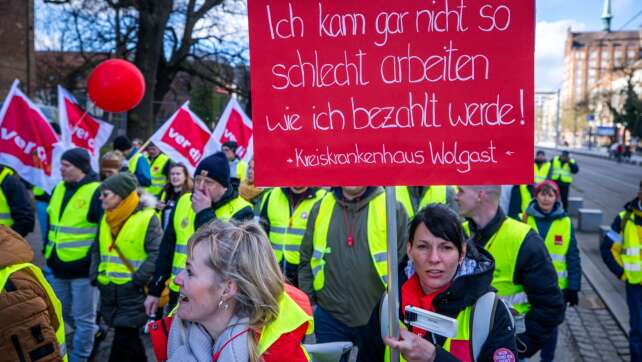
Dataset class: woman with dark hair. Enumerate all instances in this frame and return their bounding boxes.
[157,163,193,230]
[385,204,516,362]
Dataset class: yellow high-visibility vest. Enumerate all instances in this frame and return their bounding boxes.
[551,156,574,183]
[484,218,532,315]
[97,208,156,285]
[0,168,15,227]
[146,154,170,196]
[169,193,252,292]
[524,215,571,289]
[0,263,68,361]
[266,188,326,265]
[614,211,642,284]
[45,182,100,262]
[311,193,388,290]
[395,186,447,218]
[534,162,551,183]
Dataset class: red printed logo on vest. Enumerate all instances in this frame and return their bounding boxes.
[493,348,516,362]
[555,234,563,245]
[153,166,159,172]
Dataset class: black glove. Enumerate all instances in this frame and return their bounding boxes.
[564,289,579,306]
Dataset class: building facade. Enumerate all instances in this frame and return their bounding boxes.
[0,0,35,99]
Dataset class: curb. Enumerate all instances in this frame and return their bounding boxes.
[537,146,642,167]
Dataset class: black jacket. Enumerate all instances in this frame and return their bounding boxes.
[401,247,517,362]
[148,187,253,297]
[0,166,35,237]
[45,173,102,279]
[469,209,565,358]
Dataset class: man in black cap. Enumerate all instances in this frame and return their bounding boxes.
[144,152,254,314]
[44,147,103,362]
[551,150,579,210]
[113,135,151,188]
[221,141,248,190]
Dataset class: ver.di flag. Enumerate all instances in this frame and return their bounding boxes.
[210,96,253,161]
[0,80,64,192]
[149,101,216,174]
[58,85,114,172]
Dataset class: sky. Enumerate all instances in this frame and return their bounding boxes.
[535,0,641,90]
[35,0,642,91]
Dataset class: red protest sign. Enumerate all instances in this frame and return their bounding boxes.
[248,0,534,186]
[0,81,62,192]
[212,97,253,161]
[150,102,215,174]
[58,86,114,171]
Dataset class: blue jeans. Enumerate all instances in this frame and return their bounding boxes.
[49,277,98,362]
[35,200,48,244]
[627,283,642,362]
[539,326,558,362]
[314,305,384,362]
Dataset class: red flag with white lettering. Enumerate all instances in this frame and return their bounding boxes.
[58,86,113,171]
[210,96,253,161]
[0,80,63,192]
[149,102,215,174]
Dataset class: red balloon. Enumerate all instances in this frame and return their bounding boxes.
[87,59,145,113]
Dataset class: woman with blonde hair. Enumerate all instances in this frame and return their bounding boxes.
[149,220,313,362]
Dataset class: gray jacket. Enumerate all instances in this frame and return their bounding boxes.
[299,187,409,327]
[90,197,162,328]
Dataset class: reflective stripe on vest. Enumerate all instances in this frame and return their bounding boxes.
[534,162,551,183]
[395,186,447,219]
[0,263,68,361]
[169,194,252,292]
[552,156,573,183]
[45,182,100,262]
[0,168,14,227]
[97,208,156,285]
[311,193,388,290]
[620,211,642,284]
[485,218,532,315]
[525,215,571,289]
[266,188,326,265]
[257,289,313,357]
[146,154,170,196]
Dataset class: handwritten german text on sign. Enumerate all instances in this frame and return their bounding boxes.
[248,0,534,186]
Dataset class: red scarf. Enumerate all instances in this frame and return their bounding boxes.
[401,274,450,336]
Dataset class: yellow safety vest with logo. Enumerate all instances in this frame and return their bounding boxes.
[0,168,15,227]
[169,193,252,292]
[484,218,532,315]
[311,193,388,290]
[97,208,156,285]
[128,152,144,174]
[146,154,170,196]
[385,306,474,362]
[395,186,447,219]
[612,211,642,284]
[524,215,571,289]
[551,156,574,183]
[0,263,68,361]
[257,291,314,359]
[45,182,100,262]
[533,162,551,184]
[266,188,326,265]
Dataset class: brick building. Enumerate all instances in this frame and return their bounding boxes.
[0,0,35,99]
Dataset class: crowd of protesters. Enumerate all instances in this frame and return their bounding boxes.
[6,139,642,362]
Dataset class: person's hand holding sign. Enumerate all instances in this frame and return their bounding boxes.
[384,328,436,362]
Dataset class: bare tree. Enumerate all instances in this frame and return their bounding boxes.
[41,0,249,137]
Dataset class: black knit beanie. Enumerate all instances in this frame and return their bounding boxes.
[101,172,138,198]
[113,135,133,152]
[194,152,230,188]
[61,148,92,174]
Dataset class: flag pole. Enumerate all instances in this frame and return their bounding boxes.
[385,186,400,362]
